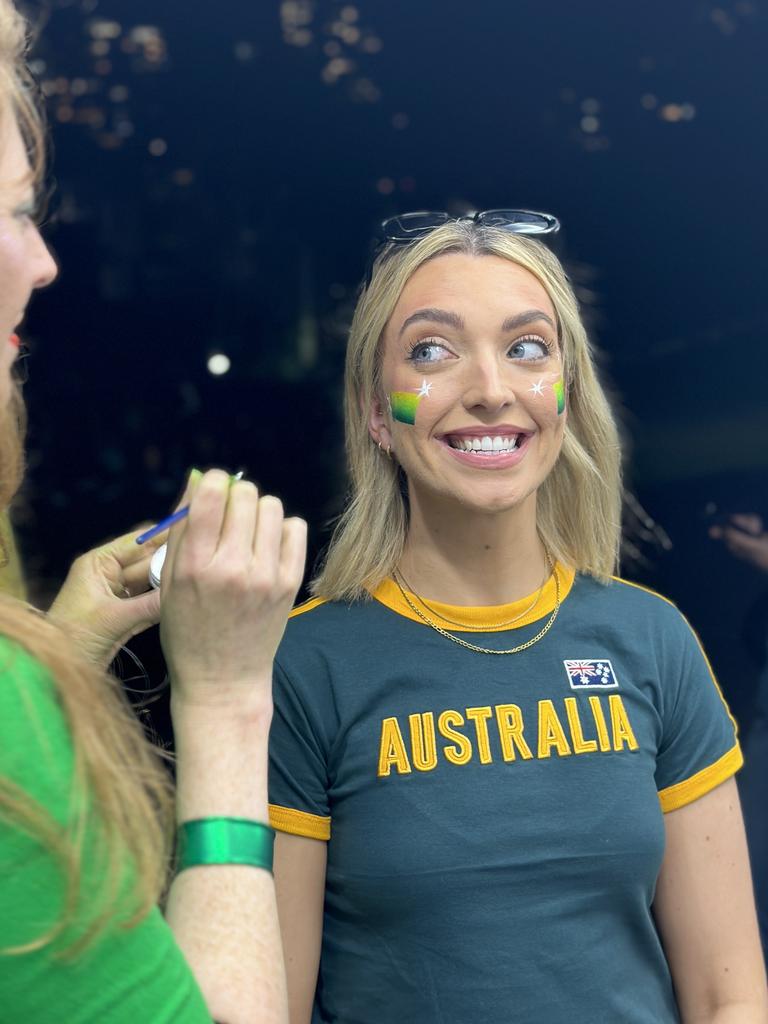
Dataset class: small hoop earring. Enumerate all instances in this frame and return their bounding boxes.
[377,440,392,459]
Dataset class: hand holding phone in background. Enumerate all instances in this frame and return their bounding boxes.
[710,513,768,575]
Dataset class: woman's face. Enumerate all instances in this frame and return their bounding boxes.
[372,252,567,516]
[0,112,57,408]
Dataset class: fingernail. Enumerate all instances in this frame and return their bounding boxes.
[188,468,203,482]
[229,470,245,485]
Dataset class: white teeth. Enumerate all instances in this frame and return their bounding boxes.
[448,435,520,453]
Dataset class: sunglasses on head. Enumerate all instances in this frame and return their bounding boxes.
[364,208,560,287]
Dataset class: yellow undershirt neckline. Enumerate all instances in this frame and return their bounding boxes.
[371,562,576,632]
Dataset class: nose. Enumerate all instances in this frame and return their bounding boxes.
[461,353,517,414]
[29,227,58,290]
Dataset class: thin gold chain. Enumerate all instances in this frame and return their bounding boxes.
[391,565,561,656]
[396,554,553,632]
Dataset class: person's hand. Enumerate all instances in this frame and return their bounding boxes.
[710,514,768,574]
[159,469,307,713]
[48,526,165,667]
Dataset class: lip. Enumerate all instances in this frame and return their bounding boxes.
[437,431,533,470]
[439,423,531,440]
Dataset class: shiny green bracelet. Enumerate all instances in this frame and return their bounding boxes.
[176,817,275,873]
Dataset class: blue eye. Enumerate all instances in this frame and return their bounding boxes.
[508,335,550,360]
[407,339,450,363]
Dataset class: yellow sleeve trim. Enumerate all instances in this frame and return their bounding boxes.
[268,804,331,840]
[289,596,328,620]
[609,575,678,609]
[658,743,744,813]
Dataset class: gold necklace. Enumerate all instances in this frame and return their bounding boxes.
[396,554,553,632]
[391,564,561,656]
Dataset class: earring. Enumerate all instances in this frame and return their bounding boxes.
[377,440,392,459]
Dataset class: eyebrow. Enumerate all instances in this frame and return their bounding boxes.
[501,310,556,332]
[398,308,464,337]
[398,307,556,338]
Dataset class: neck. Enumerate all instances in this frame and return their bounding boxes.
[399,489,548,606]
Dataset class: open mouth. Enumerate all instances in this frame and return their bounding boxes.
[443,433,524,455]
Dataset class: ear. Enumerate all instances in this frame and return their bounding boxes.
[366,392,394,451]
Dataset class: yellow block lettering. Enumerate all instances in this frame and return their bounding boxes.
[466,706,494,764]
[409,712,438,771]
[609,694,639,751]
[564,697,598,754]
[538,699,572,758]
[438,710,472,765]
[377,717,412,777]
[495,703,533,761]
[588,695,612,751]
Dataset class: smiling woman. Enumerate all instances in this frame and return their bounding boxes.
[268,216,768,1024]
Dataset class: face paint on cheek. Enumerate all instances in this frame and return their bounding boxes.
[553,377,565,416]
[390,391,421,425]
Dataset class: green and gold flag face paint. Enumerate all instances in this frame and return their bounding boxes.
[553,378,565,416]
[390,391,421,425]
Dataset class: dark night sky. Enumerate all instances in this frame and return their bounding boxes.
[14,0,768,723]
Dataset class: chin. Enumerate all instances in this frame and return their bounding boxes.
[449,481,538,516]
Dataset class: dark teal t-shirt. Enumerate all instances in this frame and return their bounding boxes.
[268,568,742,1024]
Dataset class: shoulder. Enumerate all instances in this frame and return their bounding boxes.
[569,574,707,676]
[571,572,684,624]
[606,574,679,610]
[0,633,73,815]
[286,598,331,618]
[276,592,390,700]
[0,633,59,721]
[283,591,387,644]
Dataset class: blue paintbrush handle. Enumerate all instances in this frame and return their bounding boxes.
[135,505,190,545]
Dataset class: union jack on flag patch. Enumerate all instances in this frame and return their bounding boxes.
[563,659,619,689]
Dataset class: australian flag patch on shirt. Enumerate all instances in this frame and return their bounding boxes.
[564,659,619,689]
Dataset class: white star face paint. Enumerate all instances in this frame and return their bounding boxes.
[389,379,434,426]
[528,371,565,416]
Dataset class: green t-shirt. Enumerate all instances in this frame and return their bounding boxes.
[0,637,212,1023]
[268,567,742,1024]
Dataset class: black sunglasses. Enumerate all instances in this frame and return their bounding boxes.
[364,208,560,287]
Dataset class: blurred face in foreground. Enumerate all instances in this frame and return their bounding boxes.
[0,109,57,409]
[373,253,567,522]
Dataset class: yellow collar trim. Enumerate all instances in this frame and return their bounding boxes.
[371,563,575,632]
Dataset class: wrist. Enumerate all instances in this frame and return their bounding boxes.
[47,613,113,668]
[172,707,272,821]
[176,817,275,874]
[170,680,274,724]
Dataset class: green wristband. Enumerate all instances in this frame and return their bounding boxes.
[177,817,275,873]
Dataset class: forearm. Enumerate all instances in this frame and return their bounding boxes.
[685,1003,768,1024]
[165,690,288,1024]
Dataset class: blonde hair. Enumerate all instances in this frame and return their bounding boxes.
[312,223,622,601]
[0,0,173,957]
[0,0,44,197]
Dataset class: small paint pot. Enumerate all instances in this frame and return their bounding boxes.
[149,543,167,589]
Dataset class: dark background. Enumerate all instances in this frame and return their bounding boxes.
[15,0,768,730]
